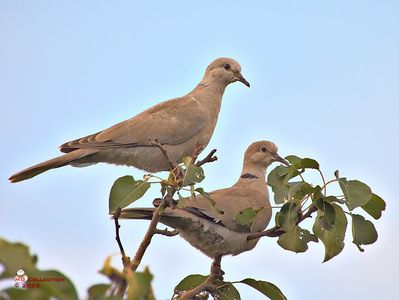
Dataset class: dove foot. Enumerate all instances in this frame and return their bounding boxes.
[210,255,224,280]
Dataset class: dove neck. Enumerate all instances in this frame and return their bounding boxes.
[235,161,267,193]
[195,79,227,96]
[189,82,225,118]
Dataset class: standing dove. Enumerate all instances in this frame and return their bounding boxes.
[119,141,288,269]
[9,57,250,183]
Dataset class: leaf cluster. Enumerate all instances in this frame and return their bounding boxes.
[0,239,78,300]
[267,155,385,261]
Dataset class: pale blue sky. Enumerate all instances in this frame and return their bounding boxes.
[1,1,399,299]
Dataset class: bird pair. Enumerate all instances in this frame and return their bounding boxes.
[9,58,287,266]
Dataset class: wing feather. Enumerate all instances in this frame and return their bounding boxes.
[60,96,207,152]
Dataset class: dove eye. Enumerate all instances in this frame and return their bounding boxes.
[223,63,231,71]
[260,146,267,153]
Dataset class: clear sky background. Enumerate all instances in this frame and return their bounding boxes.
[1,1,398,299]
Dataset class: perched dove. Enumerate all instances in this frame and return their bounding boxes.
[9,58,249,183]
[119,141,288,260]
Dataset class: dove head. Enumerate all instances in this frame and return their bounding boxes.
[244,141,288,169]
[202,57,250,88]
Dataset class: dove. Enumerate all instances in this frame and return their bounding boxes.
[119,141,288,265]
[9,58,250,183]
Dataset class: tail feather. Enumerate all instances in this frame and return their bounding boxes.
[119,207,182,230]
[118,208,155,220]
[119,207,190,231]
[9,149,97,183]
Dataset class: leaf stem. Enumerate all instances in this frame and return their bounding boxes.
[318,170,327,194]
[247,205,318,240]
[321,179,338,191]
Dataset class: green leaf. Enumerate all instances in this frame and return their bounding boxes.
[285,155,319,169]
[1,288,45,300]
[182,164,205,186]
[28,270,79,300]
[324,195,345,204]
[195,187,215,206]
[182,156,193,167]
[301,228,318,243]
[277,165,291,177]
[299,158,320,169]
[314,198,336,230]
[109,176,151,213]
[282,168,301,184]
[351,214,378,251]
[285,155,302,165]
[276,202,298,232]
[361,193,386,220]
[277,226,309,253]
[0,239,78,300]
[126,267,154,300]
[195,187,224,215]
[267,167,290,204]
[99,255,124,280]
[311,185,324,201]
[240,278,287,300]
[313,204,347,262]
[87,284,111,300]
[338,178,372,211]
[234,207,262,226]
[288,182,313,202]
[0,239,36,279]
[216,281,241,300]
[174,274,207,292]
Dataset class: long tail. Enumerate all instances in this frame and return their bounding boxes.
[118,208,156,220]
[118,207,183,230]
[119,207,193,232]
[9,149,97,183]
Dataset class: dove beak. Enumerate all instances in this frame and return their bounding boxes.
[273,154,290,166]
[236,72,250,87]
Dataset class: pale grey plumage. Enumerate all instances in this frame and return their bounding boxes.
[119,141,288,258]
[9,58,249,182]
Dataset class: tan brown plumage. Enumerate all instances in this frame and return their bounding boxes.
[9,58,250,183]
[119,141,288,258]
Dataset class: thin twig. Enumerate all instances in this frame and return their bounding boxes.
[318,169,327,194]
[195,149,218,167]
[113,208,130,268]
[247,205,318,240]
[112,208,130,297]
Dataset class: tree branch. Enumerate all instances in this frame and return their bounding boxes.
[129,194,171,271]
[112,208,131,298]
[247,204,318,240]
[113,176,177,297]
[113,208,130,268]
[195,149,218,167]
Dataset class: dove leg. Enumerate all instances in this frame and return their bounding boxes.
[149,139,184,182]
[149,139,176,169]
[210,255,225,280]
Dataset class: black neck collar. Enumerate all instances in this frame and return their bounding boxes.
[240,173,259,179]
